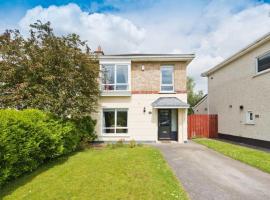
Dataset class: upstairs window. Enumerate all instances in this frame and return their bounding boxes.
[257,52,270,73]
[161,66,174,92]
[101,64,129,91]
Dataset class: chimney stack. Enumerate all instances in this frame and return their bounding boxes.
[94,45,104,56]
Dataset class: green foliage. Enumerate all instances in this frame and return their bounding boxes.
[187,77,204,115]
[73,116,97,142]
[107,140,142,149]
[129,139,137,148]
[0,21,99,119]
[115,139,125,147]
[193,138,270,174]
[0,109,95,186]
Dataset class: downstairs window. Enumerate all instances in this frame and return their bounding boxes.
[103,108,128,134]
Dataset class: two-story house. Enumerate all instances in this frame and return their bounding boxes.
[93,49,194,143]
[202,32,270,148]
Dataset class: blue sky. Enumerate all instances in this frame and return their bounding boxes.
[1,0,270,92]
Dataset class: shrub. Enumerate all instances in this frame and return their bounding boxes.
[115,139,125,147]
[73,116,97,143]
[129,140,137,148]
[0,109,96,186]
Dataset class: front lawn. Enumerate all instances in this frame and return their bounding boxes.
[193,138,270,173]
[0,146,188,200]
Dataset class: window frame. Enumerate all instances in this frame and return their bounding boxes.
[246,111,255,125]
[102,108,129,135]
[255,50,270,75]
[160,65,174,93]
[100,63,131,92]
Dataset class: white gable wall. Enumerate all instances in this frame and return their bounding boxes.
[208,40,270,141]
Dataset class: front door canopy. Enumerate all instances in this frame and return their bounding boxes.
[152,97,189,109]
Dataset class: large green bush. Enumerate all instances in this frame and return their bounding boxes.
[0,109,96,186]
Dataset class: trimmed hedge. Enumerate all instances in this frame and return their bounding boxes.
[0,109,96,186]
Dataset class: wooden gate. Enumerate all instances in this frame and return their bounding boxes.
[188,114,218,139]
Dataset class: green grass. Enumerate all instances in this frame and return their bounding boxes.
[193,138,270,173]
[0,146,188,200]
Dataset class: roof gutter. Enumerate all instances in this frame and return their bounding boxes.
[99,54,195,63]
[202,32,270,77]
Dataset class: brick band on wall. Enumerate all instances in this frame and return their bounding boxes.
[131,90,187,94]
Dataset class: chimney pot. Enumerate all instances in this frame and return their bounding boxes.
[94,45,104,56]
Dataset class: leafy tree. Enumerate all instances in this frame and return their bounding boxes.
[187,77,204,115]
[0,21,99,119]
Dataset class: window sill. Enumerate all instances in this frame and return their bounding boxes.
[245,122,255,125]
[100,91,131,96]
[101,134,130,137]
[253,68,270,78]
[159,91,176,94]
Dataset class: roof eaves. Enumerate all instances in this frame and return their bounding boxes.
[201,32,270,77]
[99,54,195,62]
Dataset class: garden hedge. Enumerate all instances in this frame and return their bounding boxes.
[0,109,96,186]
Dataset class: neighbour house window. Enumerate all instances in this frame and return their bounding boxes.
[161,66,174,92]
[246,111,255,124]
[101,64,129,91]
[103,109,128,134]
[257,51,270,73]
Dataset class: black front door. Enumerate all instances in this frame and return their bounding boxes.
[158,109,172,140]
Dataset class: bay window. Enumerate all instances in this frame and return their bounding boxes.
[101,64,129,91]
[103,109,128,134]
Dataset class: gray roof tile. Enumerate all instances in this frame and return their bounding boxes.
[152,97,189,108]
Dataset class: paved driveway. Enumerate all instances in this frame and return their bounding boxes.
[154,141,270,200]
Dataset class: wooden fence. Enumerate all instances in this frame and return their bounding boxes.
[188,114,218,139]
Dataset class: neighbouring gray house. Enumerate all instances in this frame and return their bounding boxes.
[202,32,270,148]
[192,94,208,114]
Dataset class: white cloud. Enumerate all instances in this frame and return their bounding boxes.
[187,3,270,92]
[17,2,270,92]
[19,3,145,53]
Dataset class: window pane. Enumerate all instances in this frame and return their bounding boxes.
[102,65,115,84]
[116,85,128,90]
[171,109,177,132]
[249,112,253,120]
[102,85,115,91]
[161,67,173,84]
[103,110,115,128]
[161,86,173,91]
[117,111,127,127]
[103,129,115,133]
[116,129,128,133]
[117,65,128,84]
[258,52,270,72]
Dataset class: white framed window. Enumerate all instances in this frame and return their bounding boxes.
[102,108,128,134]
[256,51,270,74]
[160,66,174,92]
[246,111,255,124]
[101,64,130,91]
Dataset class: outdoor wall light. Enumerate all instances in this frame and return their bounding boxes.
[143,107,146,113]
[239,105,244,110]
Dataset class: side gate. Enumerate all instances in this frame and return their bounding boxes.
[188,114,218,139]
